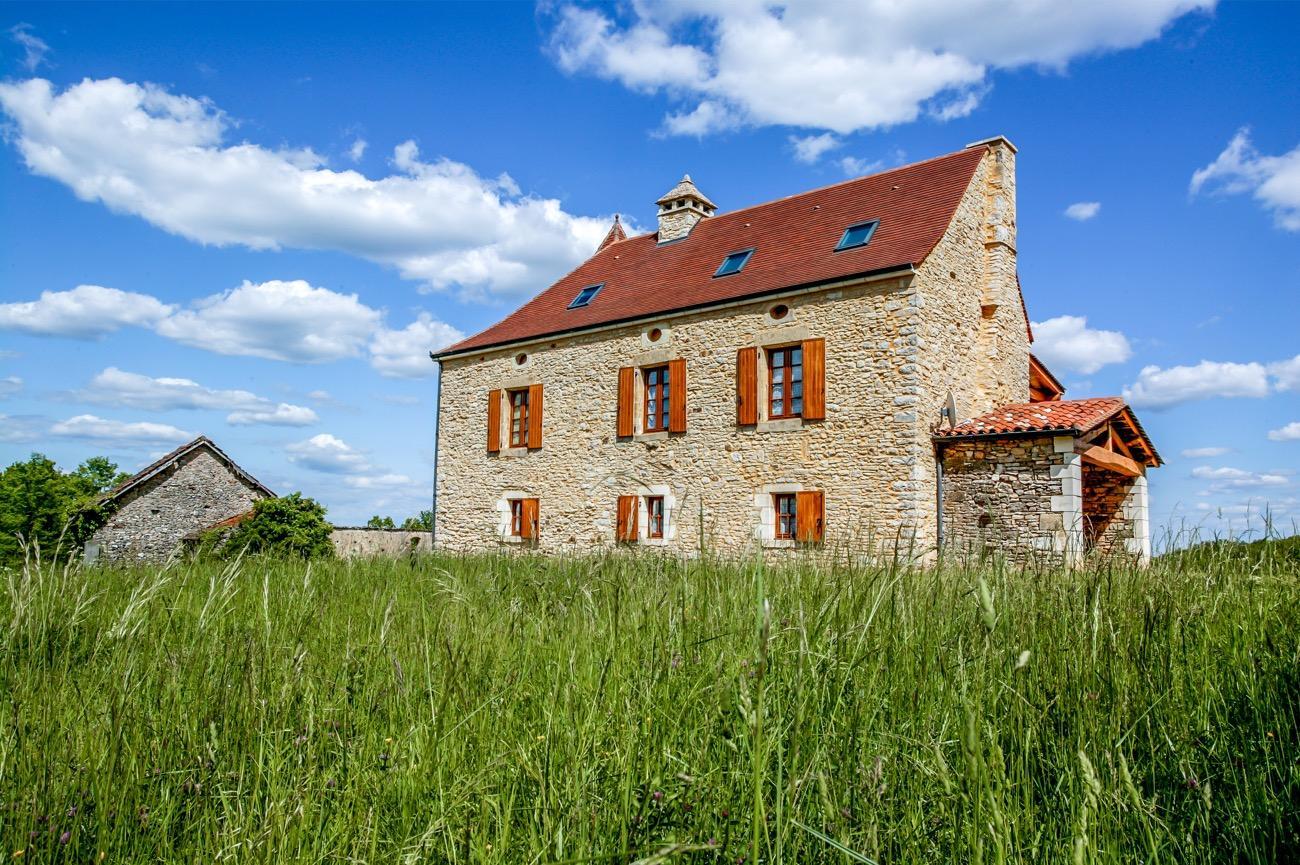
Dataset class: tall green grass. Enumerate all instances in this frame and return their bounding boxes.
[1,547,1297,862]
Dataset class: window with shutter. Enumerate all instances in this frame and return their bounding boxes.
[802,338,826,420]
[507,388,529,448]
[617,367,636,437]
[668,358,687,433]
[616,495,638,542]
[487,389,502,453]
[737,347,758,426]
[767,345,803,419]
[521,498,539,540]
[773,493,797,540]
[527,383,543,448]
[643,365,670,432]
[795,490,825,544]
[646,496,665,539]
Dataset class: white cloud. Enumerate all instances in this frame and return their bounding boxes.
[75,368,319,427]
[50,414,194,445]
[1123,359,1271,408]
[370,313,465,378]
[1191,465,1290,489]
[0,78,613,297]
[286,433,371,474]
[1030,315,1132,375]
[546,1,1213,136]
[1268,422,1300,443]
[0,285,174,339]
[839,156,885,177]
[156,280,381,363]
[9,24,49,73]
[1181,446,1228,458]
[0,413,44,443]
[1269,354,1300,391]
[348,138,367,162]
[0,376,20,399]
[789,132,841,164]
[227,404,319,427]
[343,473,416,490]
[1191,128,1300,231]
[1064,201,1101,221]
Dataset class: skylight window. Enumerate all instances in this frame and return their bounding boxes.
[835,220,879,251]
[568,283,604,309]
[714,248,754,278]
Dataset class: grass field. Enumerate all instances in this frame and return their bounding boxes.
[2,545,1298,863]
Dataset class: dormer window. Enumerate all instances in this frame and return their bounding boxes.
[568,283,604,309]
[835,220,879,251]
[714,248,754,278]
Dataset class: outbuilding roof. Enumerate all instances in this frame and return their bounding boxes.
[101,436,275,503]
[437,145,988,357]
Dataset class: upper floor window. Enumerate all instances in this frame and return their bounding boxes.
[835,220,878,251]
[714,248,754,277]
[767,345,803,419]
[643,365,671,432]
[568,283,604,309]
[508,388,529,448]
[774,493,797,540]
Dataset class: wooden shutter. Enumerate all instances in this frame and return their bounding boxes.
[802,338,826,421]
[527,383,543,449]
[616,495,638,543]
[487,389,502,453]
[737,347,758,426]
[521,498,539,540]
[616,367,636,437]
[796,490,824,543]
[668,358,687,433]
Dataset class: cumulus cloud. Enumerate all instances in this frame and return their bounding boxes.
[370,313,465,379]
[0,78,613,297]
[1269,354,1300,392]
[50,414,194,445]
[342,473,416,489]
[286,433,371,474]
[546,1,1213,135]
[1181,446,1228,458]
[1268,422,1300,442]
[0,285,174,338]
[1064,201,1101,221]
[1191,465,1290,489]
[1191,128,1300,231]
[77,367,318,427]
[348,138,367,162]
[0,376,21,399]
[1123,359,1270,409]
[789,132,841,164]
[157,279,381,363]
[1030,315,1132,375]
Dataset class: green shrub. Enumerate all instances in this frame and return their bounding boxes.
[220,493,333,559]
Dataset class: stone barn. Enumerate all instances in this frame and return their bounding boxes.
[85,436,274,564]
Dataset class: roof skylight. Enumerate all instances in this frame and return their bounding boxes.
[835,220,879,251]
[568,283,604,309]
[714,248,754,278]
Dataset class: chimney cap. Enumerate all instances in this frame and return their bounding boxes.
[656,173,716,209]
[965,135,1018,154]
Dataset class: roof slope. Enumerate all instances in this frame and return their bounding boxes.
[439,146,986,356]
[102,436,276,503]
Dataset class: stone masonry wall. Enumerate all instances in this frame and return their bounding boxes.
[939,435,1077,563]
[90,449,266,563]
[331,528,432,558]
[436,274,922,555]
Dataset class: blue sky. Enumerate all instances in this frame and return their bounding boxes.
[1,1,1297,538]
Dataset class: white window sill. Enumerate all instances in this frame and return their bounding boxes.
[496,446,530,458]
[756,417,803,433]
[632,430,671,443]
[760,538,797,550]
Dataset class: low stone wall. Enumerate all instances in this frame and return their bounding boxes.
[330,528,432,559]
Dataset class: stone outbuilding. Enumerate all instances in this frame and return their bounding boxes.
[85,436,274,564]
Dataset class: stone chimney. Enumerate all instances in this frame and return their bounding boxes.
[655,174,716,243]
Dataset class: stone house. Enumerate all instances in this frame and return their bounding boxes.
[86,436,273,563]
[430,137,1161,563]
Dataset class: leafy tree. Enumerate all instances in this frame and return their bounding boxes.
[0,453,126,562]
[221,494,334,559]
[401,510,434,532]
[366,515,396,529]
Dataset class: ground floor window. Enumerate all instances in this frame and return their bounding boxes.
[774,493,797,540]
[646,495,665,539]
[508,498,538,540]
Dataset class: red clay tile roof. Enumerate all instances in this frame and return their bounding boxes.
[439,146,987,356]
[938,397,1127,439]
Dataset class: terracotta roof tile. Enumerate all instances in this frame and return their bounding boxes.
[939,397,1126,438]
[439,146,986,356]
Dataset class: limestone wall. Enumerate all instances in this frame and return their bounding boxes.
[939,435,1078,563]
[330,528,432,558]
[90,449,266,563]
[436,274,923,555]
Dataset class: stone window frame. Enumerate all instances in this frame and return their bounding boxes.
[635,484,677,546]
[492,371,541,457]
[625,346,683,442]
[495,490,536,544]
[753,482,805,549]
[745,323,812,433]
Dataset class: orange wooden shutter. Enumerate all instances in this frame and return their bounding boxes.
[487,389,502,453]
[737,347,758,426]
[802,338,826,421]
[527,383,543,448]
[668,358,687,433]
[796,490,824,543]
[616,367,636,437]
[616,495,638,542]
[521,498,539,540]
